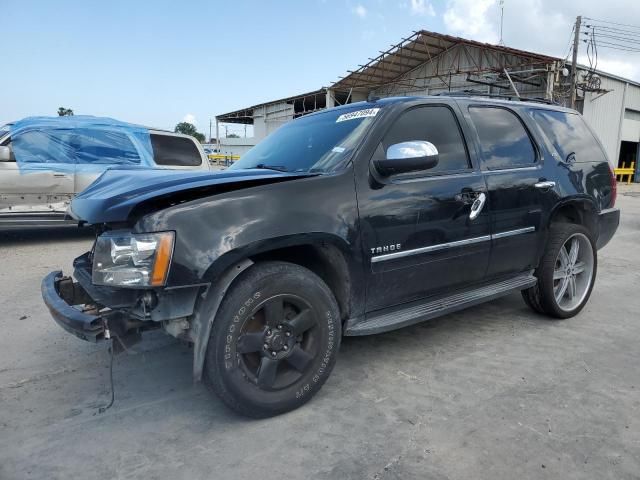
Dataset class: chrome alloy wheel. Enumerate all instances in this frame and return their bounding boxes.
[553,233,594,312]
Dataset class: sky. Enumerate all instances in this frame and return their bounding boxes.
[2,0,640,136]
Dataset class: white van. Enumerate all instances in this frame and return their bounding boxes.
[0,118,210,226]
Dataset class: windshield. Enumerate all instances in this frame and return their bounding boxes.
[229,106,381,173]
[0,124,10,139]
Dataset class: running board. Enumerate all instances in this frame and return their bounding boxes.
[345,273,537,336]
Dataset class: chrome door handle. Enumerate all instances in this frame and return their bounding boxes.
[469,192,486,221]
[534,181,556,189]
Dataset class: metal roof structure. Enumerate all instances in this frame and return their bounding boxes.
[216,29,565,125]
[217,88,327,124]
[331,30,561,95]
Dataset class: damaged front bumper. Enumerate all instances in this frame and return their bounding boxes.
[41,271,106,342]
[42,252,205,345]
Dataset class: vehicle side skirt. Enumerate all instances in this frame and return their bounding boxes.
[345,272,536,336]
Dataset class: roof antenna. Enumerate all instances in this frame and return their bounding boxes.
[498,0,505,46]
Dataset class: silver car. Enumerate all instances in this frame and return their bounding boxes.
[0,118,210,226]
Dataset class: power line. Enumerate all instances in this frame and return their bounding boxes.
[589,33,640,45]
[562,24,575,62]
[586,39,640,53]
[585,24,640,37]
[580,21,640,55]
[583,17,640,31]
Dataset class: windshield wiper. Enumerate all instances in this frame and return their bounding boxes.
[254,164,289,172]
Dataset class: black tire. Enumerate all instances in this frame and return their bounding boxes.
[203,261,341,418]
[521,284,545,314]
[522,223,597,319]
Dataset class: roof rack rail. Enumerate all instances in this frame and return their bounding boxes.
[433,90,557,105]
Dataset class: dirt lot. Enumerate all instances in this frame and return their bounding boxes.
[1,185,639,480]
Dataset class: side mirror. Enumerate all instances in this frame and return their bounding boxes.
[374,141,439,176]
[0,145,14,162]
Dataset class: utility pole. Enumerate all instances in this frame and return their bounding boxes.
[215,119,220,152]
[209,119,212,143]
[498,0,505,46]
[570,15,582,109]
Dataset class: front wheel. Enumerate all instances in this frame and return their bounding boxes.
[204,261,341,417]
[522,223,597,319]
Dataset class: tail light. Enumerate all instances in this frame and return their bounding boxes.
[609,163,617,208]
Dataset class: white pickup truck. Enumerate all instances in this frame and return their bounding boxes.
[0,117,210,226]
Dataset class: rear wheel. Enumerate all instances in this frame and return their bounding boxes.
[204,261,341,417]
[522,223,597,319]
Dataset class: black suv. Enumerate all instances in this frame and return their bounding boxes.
[42,96,619,417]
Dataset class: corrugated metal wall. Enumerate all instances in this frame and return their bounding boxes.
[371,45,550,99]
[581,73,640,164]
[581,75,626,163]
[252,103,294,140]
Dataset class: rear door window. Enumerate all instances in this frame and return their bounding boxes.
[529,109,606,163]
[73,129,140,165]
[469,107,536,169]
[382,105,470,173]
[151,134,202,166]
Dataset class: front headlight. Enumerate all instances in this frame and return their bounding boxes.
[92,231,175,287]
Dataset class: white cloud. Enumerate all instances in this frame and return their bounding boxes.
[443,0,498,43]
[352,4,367,18]
[580,56,640,83]
[439,0,640,82]
[409,0,435,16]
[183,113,197,126]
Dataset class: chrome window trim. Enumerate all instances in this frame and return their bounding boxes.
[483,165,541,174]
[371,226,535,263]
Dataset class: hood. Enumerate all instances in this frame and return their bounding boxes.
[70,168,313,224]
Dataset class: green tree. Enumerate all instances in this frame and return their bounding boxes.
[174,122,205,143]
[226,133,240,138]
[57,107,74,116]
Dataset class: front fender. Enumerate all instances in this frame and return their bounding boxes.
[191,258,253,382]
[134,169,362,287]
[201,232,356,281]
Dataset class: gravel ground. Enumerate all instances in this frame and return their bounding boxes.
[1,185,639,480]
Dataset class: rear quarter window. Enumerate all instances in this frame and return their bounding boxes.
[151,134,202,166]
[529,109,607,164]
[469,106,537,169]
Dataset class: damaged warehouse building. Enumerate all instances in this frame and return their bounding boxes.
[216,30,640,178]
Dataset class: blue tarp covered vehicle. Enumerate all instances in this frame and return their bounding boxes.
[0,115,209,226]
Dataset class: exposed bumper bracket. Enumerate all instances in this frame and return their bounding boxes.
[41,271,105,342]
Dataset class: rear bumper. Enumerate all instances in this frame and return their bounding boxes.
[596,207,620,249]
[41,271,105,342]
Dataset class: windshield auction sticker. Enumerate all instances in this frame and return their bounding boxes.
[336,108,380,123]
